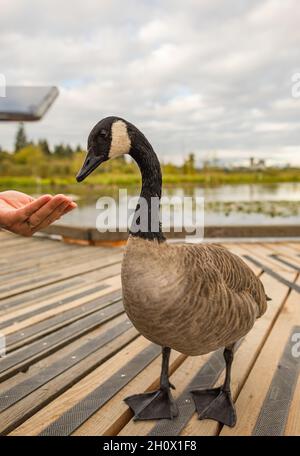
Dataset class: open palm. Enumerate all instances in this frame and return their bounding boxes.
[0,191,77,236]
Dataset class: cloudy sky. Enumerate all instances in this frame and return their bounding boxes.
[0,0,300,166]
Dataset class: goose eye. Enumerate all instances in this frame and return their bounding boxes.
[99,129,108,139]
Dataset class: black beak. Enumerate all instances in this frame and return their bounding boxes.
[76,153,106,182]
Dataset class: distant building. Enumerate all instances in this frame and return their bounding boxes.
[257,159,266,169]
[249,157,266,170]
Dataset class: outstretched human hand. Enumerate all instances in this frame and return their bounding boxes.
[0,190,77,236]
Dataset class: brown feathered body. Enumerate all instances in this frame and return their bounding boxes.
[122,236,267,356]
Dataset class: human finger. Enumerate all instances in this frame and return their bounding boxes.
[10,195,53,223]
[27,194,72,228]
[61,201,77,215]
[31,200,72,231]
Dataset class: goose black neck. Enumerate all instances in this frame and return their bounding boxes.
[129,134,165,242]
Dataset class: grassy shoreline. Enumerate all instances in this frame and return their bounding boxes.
[0,168,300,192]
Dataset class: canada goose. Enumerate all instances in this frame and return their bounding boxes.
[76,116,269,427]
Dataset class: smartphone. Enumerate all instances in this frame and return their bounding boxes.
[0,86,59,121]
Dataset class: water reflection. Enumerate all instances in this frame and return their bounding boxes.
[56,182,300,228]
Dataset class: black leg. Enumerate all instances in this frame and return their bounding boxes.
[124,346,178,420]
[190,344,237,427]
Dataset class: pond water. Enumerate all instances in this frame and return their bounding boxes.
[57,182,300,229]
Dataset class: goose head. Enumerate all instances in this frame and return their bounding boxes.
[76,116,137,182]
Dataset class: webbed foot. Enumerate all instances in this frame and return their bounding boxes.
[125,387,178,420]
[190,386,237,427]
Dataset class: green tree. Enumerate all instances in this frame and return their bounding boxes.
[53,143,74,157]
[163,162,180,174]
[64,144,74,157]
[70,150,85,175]
[183,153,196,174]
[0,149,10,160]
[53,144,65,157]
[14,144,46,176]
[14,122,28,153]
[38,139,51,155]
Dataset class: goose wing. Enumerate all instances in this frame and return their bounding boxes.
[201,244,268,318]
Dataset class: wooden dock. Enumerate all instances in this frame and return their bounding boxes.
[0,229,300,436]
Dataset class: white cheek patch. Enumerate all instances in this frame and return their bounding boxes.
[109,120,131,158]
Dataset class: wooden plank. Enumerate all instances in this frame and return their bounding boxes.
[0,276,121,335]
[285,373,300,435]
[0,314,125,392]
[263,243,300,266]
[252,325,300,436]
[268,255,300,273]
[0,242,66,262]
[0,284,108,329]
[0,230,21,240]
[0,262,121,317]
[0,244,98,277]
[6,290,122,351]
[0,296,124,381]
[0,238,115,269]
[9,336,153,435]
[0,239,61,259]
[40,345,168,436]
[0,240,107,264]
[0,263,120,323]
[1,323,138,435]
[0,277,84,314]
[286,241,300,253]
[239,243,295,272]
[221,277,300,436]
[0,244,117,284]
[3,251,118,285]
[1,235,299,437]
[0,318,133,413]
[0,252,122,299]
[1,276,121,335]
[73,351,186,436]
[0,235,43,249]
[244,256,300,294]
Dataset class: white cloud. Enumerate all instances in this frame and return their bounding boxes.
[255,122,300,132]
[0,0,300,166]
